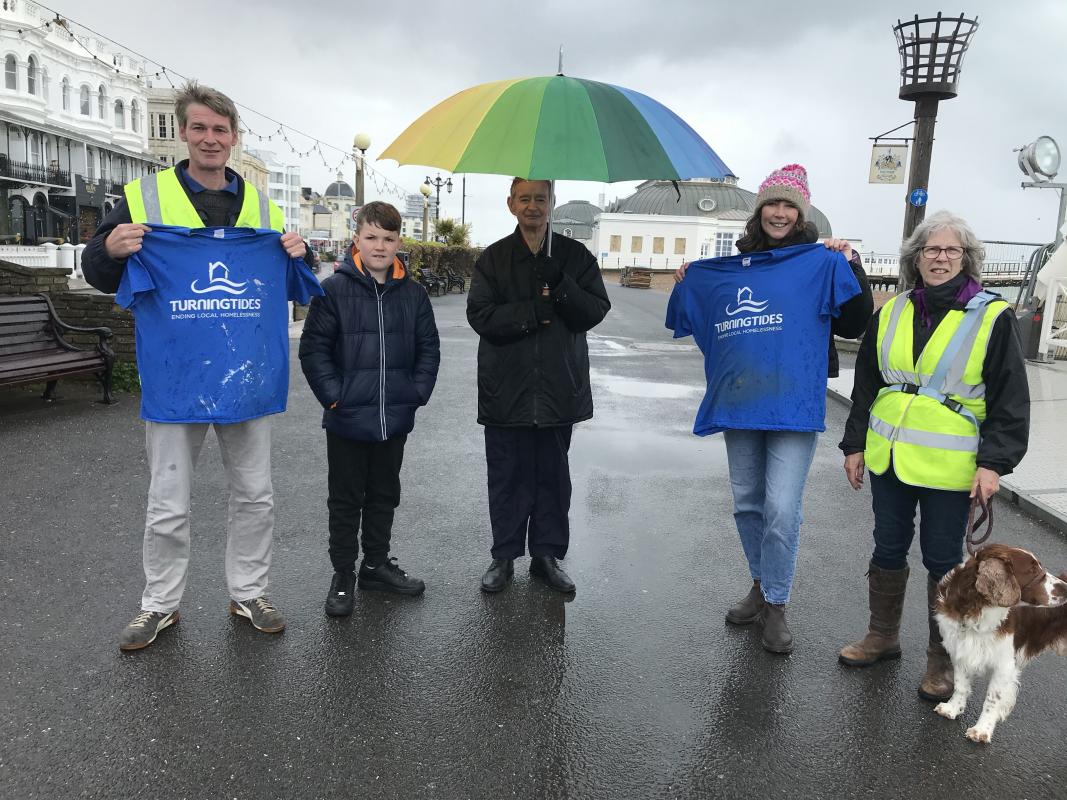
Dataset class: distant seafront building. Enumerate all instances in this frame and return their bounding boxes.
[590,177,833,270]
[0,2,157,243]
[245,148,301,232]
[550,199,600,253]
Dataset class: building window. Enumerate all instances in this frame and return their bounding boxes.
[86,146,95,180]
[4,55,15,90]
[609,235,621,253]
[674,237,686,255]
[28,133,41,166]
[26,55,36,95]
[61,77,69,110]
[97,85,106,119]
[630,236,643,254]
[114,99,125,128]
[80,85,90,116]
[563,227,573,238]
[652,236,664,254]
[157,113,168,139]
[714,232,736,258]
[131,100,139,132]
[700,241,711,258]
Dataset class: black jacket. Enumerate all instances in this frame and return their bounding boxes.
[82,160,313,294]
[839,281,1029,476]
[736,222,873,377]
[299,248,440,442]
[467,228,610,427]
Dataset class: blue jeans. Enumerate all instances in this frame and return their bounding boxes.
[869,468,970,580]
[723,429,819,605]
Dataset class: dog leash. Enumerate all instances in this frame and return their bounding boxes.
[965,493,994,556]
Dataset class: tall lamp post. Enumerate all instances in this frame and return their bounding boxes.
[893,12,979,240]
[425,173,453,223]
[353,132,370,208]
[419,182,431,243]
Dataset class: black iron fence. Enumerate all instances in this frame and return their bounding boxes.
[0,157,70,187]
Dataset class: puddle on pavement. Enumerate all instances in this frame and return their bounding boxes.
[574,423,720,473]
[590,369,702,400]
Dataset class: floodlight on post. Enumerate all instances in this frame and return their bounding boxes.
[353,132,371,207]
[1016,135,1067,249]
[419,182,431,243]
[893,12,979,240]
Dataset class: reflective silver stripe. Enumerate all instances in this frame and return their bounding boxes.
[256,188,270,228]
[140,173,162,222]
[879,291,911,371]
[882,367,918,385]
[868,415,977,452]
[937,309,988,397]
[947,381,985,399]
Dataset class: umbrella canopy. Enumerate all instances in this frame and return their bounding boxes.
[380,75,734,183]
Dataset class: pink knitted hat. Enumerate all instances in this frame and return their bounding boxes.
[756,164,811,213]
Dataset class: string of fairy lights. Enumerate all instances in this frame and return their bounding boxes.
[3,2,419,202]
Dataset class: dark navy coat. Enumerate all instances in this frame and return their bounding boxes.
[299,249,440,441]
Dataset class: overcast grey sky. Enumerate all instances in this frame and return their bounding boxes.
[56,0,1067,251]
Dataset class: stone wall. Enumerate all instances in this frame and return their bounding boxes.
[0,260,136,361]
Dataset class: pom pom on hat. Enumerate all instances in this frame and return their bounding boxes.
[756,164,811,213]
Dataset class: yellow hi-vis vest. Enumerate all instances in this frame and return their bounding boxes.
[123,167,284,232]
[864,289,1008,491]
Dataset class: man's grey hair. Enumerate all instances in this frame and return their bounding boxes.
[899,210,985,289]
[174,80,239,133]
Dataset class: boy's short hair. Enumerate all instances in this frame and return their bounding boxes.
[356,201,402,233]
[175,80,239,132]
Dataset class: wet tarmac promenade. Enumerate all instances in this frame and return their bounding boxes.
[1,284,1065,799]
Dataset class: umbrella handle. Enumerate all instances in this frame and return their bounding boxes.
[547,179,554,257]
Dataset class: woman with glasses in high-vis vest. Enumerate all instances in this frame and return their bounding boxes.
[837,210,1030,703]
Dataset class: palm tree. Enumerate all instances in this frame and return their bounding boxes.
[432,217,471,247]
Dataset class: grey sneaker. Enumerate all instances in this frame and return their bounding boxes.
[229,596,286,634]
[119,609,179,651]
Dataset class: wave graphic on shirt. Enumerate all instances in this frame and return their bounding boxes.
[725,286,769,316]
[190,261,248,295]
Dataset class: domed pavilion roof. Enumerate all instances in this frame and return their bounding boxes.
[324,180,355,198]
[607,179,832,237]
[554,199,602,224]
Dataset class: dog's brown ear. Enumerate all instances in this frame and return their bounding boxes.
[976,558,1021,607]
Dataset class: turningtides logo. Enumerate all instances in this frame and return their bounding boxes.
[170,260,262,317]
[715,286,783,336]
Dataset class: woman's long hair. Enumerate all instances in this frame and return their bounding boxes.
[735,203,818,254]
[898,210,985,290]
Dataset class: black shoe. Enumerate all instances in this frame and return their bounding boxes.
[358,557,425,596]
[725,581,764,625]
[325,570,356,617]
[761,603,794,654]
[480,558,514,593]
[529,556,576,594]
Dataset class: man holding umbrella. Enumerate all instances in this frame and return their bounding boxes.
[467,178,610,594]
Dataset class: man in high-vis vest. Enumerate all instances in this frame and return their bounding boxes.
[83,81,313,651]
[836,211,1029,704]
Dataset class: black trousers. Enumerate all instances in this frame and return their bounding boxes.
[326,431,407,571]
[484,425,573,560]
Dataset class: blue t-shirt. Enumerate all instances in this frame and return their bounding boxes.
[116,225,323,423]
[665,243,860,434]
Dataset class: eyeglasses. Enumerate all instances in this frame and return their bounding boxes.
[921,246,964,259]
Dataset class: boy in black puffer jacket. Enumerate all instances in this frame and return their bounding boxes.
[299,202,440,614]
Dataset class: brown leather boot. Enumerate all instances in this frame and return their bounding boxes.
[838,562,909,666]
[725,580,763,625]
[918,576,954,702]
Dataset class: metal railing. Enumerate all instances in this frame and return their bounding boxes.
[0,157,70,187]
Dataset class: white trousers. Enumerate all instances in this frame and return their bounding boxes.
[141,417,275,612]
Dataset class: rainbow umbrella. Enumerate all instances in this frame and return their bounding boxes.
[379,74,734,183]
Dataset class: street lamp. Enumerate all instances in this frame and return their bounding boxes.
[425,173,452,223]
[353,132,371,207]
[419,182,431,243]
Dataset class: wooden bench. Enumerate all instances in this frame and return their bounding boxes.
[0,293,116,404]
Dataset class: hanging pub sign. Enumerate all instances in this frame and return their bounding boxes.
[869,143,908,184]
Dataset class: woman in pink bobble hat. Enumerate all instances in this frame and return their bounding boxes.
[672,163,873,653]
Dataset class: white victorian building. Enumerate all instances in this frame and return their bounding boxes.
[591,178,833,271]
[0,2,157,243]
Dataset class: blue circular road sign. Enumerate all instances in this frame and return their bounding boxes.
[908,188,928,207]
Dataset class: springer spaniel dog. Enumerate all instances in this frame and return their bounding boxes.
[933,544,1067,743]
